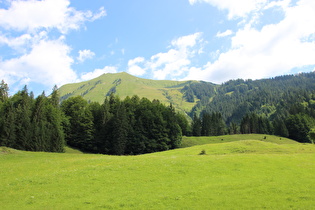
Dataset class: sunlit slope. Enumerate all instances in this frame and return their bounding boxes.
[180,134,298,148]
[59,72,207,112]
[1,139,315,209]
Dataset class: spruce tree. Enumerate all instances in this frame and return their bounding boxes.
[61,96,94,151]
[192,114,202,136]
[109,102,128,155]
[31,92,48,151]
[273,118,289,137]
[0,80,9,103]
[14,86,32,150]
[0,100,16,147]
[201,113,211,136]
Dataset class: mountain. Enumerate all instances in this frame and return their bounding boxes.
[59,71,315,125]
[198,72,315,123]
[58,72,217,113]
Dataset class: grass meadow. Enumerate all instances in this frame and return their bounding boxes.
[1,135,315,209]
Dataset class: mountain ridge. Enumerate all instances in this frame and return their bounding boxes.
[59,72,216,113]
[59,71,315,125]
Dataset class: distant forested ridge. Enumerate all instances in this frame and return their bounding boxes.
[187,72,315,143]
[192,72,315,123]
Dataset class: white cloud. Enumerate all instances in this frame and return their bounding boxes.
[0,39,76,89]
[0,33,32,49]
[185,0,315,83]
[216,29,233,37]
[149,33,203,80]
[127,57,146,76]
[77,49,95,62]
[149,49,191,79]
[0,0,106,33]
[128,57,145,66]
[80,66,117,81]
[126,33,203,80]
[171,32,202,48]
[90,7,107,21]
[0,0,106,92]
[189,0,265,19]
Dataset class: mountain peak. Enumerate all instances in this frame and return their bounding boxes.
[59,72,207,113]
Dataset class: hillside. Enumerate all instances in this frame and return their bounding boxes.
[198,72,315,124]
[59,71,315,123]
[180,134,298,148]
[58,72,215,113]
[1,137,315,209]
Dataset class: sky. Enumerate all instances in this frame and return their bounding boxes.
[0,0,315,95]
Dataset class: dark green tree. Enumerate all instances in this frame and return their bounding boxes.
[176,112,191,136]
[0,80,9,103]
[286,114,311,143]
[61,96,94,151]
[13,86,32,150]
[273,118,289,137]
[192,113,202,136]
[164,104,182,149]
[108,102,129,155]
[201,113,211,136]
[0,100,16,147]
[229,122,239,134]
[31,92,48,151]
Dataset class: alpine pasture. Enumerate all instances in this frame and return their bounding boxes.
[1,135,315,209]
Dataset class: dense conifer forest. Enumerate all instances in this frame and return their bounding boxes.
[1,72,315,154]
[61,94,185,155]
[186,72,315,143]
[0,83,64,152]
[0,81,185,155]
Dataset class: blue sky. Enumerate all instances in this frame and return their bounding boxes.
[0,0,314,95]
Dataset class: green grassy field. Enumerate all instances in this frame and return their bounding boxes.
[180,134,299,148]
[1,135,315,209]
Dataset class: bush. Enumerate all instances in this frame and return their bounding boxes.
[199,149,206,155]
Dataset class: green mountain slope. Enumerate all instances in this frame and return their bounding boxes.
[59,72,215,112]
[59,71,315,125]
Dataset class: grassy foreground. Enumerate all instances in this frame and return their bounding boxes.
[1,136,315,209]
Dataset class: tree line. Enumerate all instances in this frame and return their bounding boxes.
[0,82,64,152]
[189,109,314,143]
[61,94,186,155]
[2,72,315,154]
[0,81,187,155]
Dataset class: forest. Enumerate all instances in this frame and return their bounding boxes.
[185,72,315,143]
[0,81,186,155]
[1,72,315,155]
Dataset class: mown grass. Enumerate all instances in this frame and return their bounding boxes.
[1,136,315,209]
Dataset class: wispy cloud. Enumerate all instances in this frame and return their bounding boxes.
[216,29,233,38]
[80,66,117,81]
[77,49,95,63]
[189,0,265,19]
